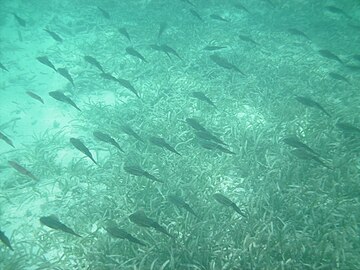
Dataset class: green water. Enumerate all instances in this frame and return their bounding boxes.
[1,0,360,269]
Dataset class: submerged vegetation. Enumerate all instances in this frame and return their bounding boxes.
[1,0,360,269]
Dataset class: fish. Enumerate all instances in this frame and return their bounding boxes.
[233,2,250,13]
[84,56,105,73]
[189,9,203,21]
[0,131,15,148]
[291,149,332,169]
[26,91,44,104]
[168,195,198,218]
[129,210,173,238]
[36,56,57,72]
[149,136,181,156]
[44,29,63,42]
[126,47,148,63]
[105,226,146,246]
[93,131,124,152]
[318,50,343,64]
[210,14,229,22]
[185,118,207,132]
[116,77,141,98]
[69,138,97,165]
[8,160,37,180]
[124,165,162,183]
[180,0,195,7]
[40,216,81,237]
[97,7,110,19]
[203,45,227,51]
[295,96,331,117]
[239,34,259,45]
[149,44,171,58]
[49,91,81,111]
[0,62,9,72]
[336,122,360,134]
[282,137,318,156]
[0,230,14,251]
[287,28,310,40]
[118,27,131,42]
[194,130,227,146]
[325,6,351,19]
[192,91,216,108]
[158,22,167,40]
[12,13,26,27]
[329,72,351,85]
[213,193,246,217]
[198,140,235,155]
[120,125,143,142]
[210,54,245,75]
[100,72,119,82]
[57,68,75,86]
[160,44,182,60]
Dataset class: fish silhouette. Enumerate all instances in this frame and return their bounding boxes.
[49,91,81,111]
[0,131,15,148]
[93,131,124,152]
[84,56,105,73]
[70,138,97,165]
[40,216,81,237]
[126,47,148,63]
[57,68,75,86]
[124,165,162,183]
[105,226,146,246]
[0,230,14,251]
[36,56,57,72]
[168,194,198,218]
[8,160,37,180]
[44,29,63,42]
[149,136,181,156]
[213,193,246,217]
[26,91,44,104]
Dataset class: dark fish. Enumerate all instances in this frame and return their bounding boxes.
[8,160,37,180]
[26,91,44,104]
[12,13,26,27]
[36,56,57,72]
[100,72,119,82]
[233,2,250,13]
[318,50,343,64]
[117,77,141,98]
[126,47,148,63]
[192,91,216,108]
[199,140,235,155]
[120,124,143,142]
[287,28,310,40]
[239,34,259,45]
[124,165,162,183]
[168,194,198,217]
[105,226,146,246]
[0,230,14,251]
[0,131,15,148]
[210,54,245,75]
[325,6,351,19]
[57,68,75,86]
[213,193,246,217]
[0,62,9,72]
[84,56,105,73]
[49,91,81,111]
[44,29,63,42]
[185,118,207,132]
[336,122,360,134]
[97,7,110,19]
[180,0,195,7]
[160,44,182,60]
[329,72,351,85]
[93,131,124,152]
[295,96,331,117]
[149,44,171,58]
[149,136,181,156]
[291,149,332,169]
[210,14,229,22]
[40,216,81,237]
[129,211,173,238]
[69,138,97,165]
[283,137,318,156]
[158,22,167,40]
[118,27,131,42]
[194,130,227,146]
[189,9,203,21]
[203,45,226,51]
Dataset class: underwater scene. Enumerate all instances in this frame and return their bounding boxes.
[1,0,360,269]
